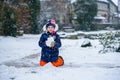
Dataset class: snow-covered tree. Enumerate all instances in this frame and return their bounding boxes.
[98,31,120,53]
[2,5,17,37]
[39,0,70,30]
[0,0,41,35]
[24,0,40,34]
[74,0,97,31]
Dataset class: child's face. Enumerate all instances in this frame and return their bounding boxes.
[47,26,55,33]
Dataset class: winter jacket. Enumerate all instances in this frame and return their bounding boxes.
[39,32,61,62]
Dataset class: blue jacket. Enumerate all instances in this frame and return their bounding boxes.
[39,32,61,62]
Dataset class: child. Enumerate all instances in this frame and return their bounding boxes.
[38,19,64,67]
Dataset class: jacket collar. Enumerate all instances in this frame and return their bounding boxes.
[47,31,56,35]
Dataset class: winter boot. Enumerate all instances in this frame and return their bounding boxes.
[40,60,47,66]
[52,56,64,67]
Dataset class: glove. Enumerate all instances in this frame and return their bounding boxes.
[46,37,55,47]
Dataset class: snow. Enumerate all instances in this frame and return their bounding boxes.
[81,39,91,46]
[94,16,106,20]
[0,31,120,80]
[98,0,108,3]
[71,0,76,3]
[0,34,40,63]
[114,13,120,18]
[58,30,120,38]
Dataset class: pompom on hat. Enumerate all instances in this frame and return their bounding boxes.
[43,19,59,31]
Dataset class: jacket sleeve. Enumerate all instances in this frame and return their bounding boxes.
[38,34,47,48]
[54,35,61,49]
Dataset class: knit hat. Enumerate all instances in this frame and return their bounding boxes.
[46,23,56,28]
[43,19,59,31]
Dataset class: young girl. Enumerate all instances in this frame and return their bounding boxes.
[38,19,64,67]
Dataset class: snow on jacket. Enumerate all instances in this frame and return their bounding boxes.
[39,32,61,62]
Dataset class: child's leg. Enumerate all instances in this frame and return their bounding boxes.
[39,60,47,66]
[52,56,64,67]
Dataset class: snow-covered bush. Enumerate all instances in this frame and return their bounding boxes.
[84,34,98,39]
[81,40,92,47]
[98,31,120,53]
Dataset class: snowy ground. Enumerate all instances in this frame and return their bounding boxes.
[0,31,120,80]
